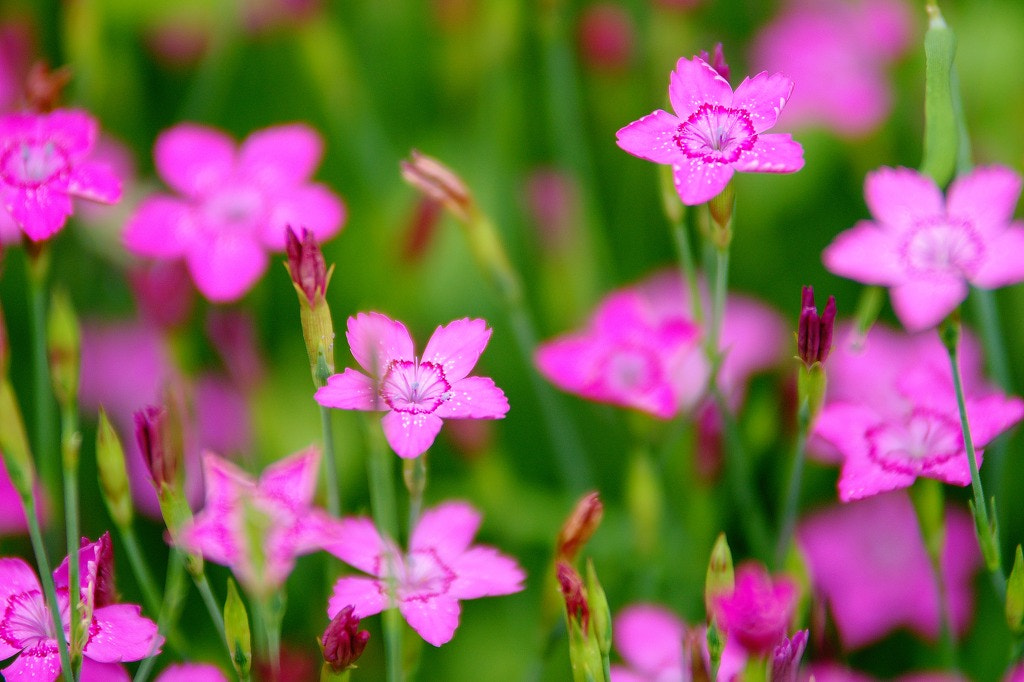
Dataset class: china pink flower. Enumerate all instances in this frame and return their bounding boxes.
[155,663,229,682]
[326,501,525,646]
[752,0,912,137]
[0,109,121,241]
[124,122,345,301]
[712,563,797,654]
[0,536,161,681]
[315,313,510,459]
[798,491,979,649]
[616,54,804,205]
[823,165,1024,331]
[177,447,334,598]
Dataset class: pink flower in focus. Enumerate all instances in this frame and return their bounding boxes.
[823,165,1024,331]
[751,0,912,137]
[177,448,334,598]
[712,563,797,654]
[811,323,1023,501]
[616,54,803,205]
[0,538,162,681]
[798,492,979,649]
[326,501,525,647]
[315,313,510,459]
[155,663,229,682]
[124,122,345,302]
[0,109,121,241]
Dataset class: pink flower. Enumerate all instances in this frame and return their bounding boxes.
[0,538,162,681]
[315,313,510,459]
[326,501,525,647]
[712,563,797,654]
[823,165,1024,331]
[0,454,46,536]
[0,109,121,241]
[751,0,912,137]
[616,54,803,205]
[124,122,345,302]
[177,448,334,598]
[609,604,746,682]
[155,663,229,682]
[811,323,1023,501]
[798,492,980,649]
[536,270,786,419]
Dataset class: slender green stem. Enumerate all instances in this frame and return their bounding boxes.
[24,493,74,682]
[60,406,81,679]
[192,568,228,643]
[117,524,163,621]
[133,551,187,682]
[775,400,809,569]
[708,246,729,367]
[404,454,427,536]
[319,404,341,517]
[970,288,1014,494]
[259,594,285,679]
[669,218,704,325]
[26,257,59,518]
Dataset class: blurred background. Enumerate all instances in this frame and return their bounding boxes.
[2,0,1024,679]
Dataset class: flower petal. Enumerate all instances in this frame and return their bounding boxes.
[965,394,1024,448]
[262,183,345,250]
[2,649,62,682]
[68,161,121,204]
[239,124,323,187]
[448,547,525,599]
[436,376,509,419]
[0,559,41,659]
[85,605,162,662]
[731,71,794,133]
[947,165,1022,235]
[381,411,443,459]
[345,313,415,378]
[671,159,734,206]
[43,109,98,159]
[81,659,131,681]
[155,124,236,198]
[399,594,461,647]
[410,502,481,556]
[7,185,72,242]
[889,277,967,332]
[613,605,685,675]
[971,225,1024,288]
[315,369,379,410]
[822,221,904,285]
[615,110,683,164]
[152,663,229,682]
[838,448,916,501]
[325,516,392,574]
[123,195,193,258]
[258,447,319,511]
[421,318,492,383]
[329,576,388,619]
[731,133,804,173]
[864,167,943,230]
[810,403,877,465]
[668,56,733,119]
[185,233,268,303]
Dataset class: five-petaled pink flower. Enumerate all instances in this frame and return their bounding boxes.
[124,122,345,302]
[326,501,525,647]
[0,535,162,682]
[177,447,335,598]
[315,313,510,459]
[823,165,1024,331]
[0,109,121,241]
[616,54,804,205]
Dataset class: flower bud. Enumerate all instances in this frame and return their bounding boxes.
[224,578,252,680]
[47,288,80,411]
[556,560,589,632]
[134,405,177,490]
[320,605,370,672]
[698,43,730,82]
[25,61,72,112]
[769,629,808,682]
[0,379,37,500]
[686,629,711,682]
[1007,545,1024,636]
[96,408,133,528]
[284,226,336,386]
[557,491,603,562]
[286,226,328,304]
[796,286,836,368]
[584,559,611,659]
[705,532,734,619]
[401,150,474,223]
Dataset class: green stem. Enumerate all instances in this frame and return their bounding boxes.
[320,404,341,517]
[404,454,428,536]
[133,551,187,682]
[708,246,729,368]
[669,217,704,325]
[775,399,809,569]
[26,255,59,519]
[117,524,163,622]
[970,288,1014,495]
[24,492,74,682]
[259,594,285,679]
[60,406,81,679]
[192,568,228,643]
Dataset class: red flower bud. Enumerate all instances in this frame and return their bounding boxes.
[286,226,328,304]
[321,605,370,671]
[134,405,176,489]
[556,560,590,631]
[557,492,603,562]
[797,286,836,367]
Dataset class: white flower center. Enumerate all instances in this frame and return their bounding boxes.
[380,359,453,414]
[900,216,983,278]
[1,140,69,188]
[866,409,962,475]
[674,103,757,164]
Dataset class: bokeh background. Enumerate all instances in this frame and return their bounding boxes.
[2,0,1024,679]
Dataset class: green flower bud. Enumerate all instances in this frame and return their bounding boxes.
[224,578,252,680]
[96,409,133,528]
[47,288,80,411]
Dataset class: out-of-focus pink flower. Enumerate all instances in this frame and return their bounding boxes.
[127,260,196,330]
[155,663,229,682]
[609,604,746,682]
[810,322,1023,501]
[802,664,967,682]
[524,167,579,252]
[0,109,121,241]
[76,134,136,226]
[616,54,803,205]
[577,3,634,72]
[798,491,980,649]
[206,310,265,389]
[824,165,1024,331]
[0,538,162,681]
[0,21,31,113]
[712,563,797,654]
[752,0,912,137]
[536,270,786,419]
[177,448,334,597]
[316,313,509,459]
[0,455,46,536]
[124,122,345,302]
[326,501,525,647]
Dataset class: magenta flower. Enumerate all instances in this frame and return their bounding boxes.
[798,491,980,649]
[616,54,804,205]
[326,501,525,647]
[823,165,1024,331]
[124,122,345,302]
[712,563,797,654]
[0,538,161,681]
[810,323,1023,501]
[177,447,334,598]
[0,109,121,241]
[155,663,229,682]
[315,313,510,459]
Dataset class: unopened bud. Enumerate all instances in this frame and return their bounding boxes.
[556,560,589,631]
[25,61,72,112]
[1007,545,1024,635]
[705,532,735,619]
[284,227,336,386]
[797,286,836,368]
[0,380,37,499]
[134,405,177,490]
[320,605,370,672]
[47,288,80,410]
[96,409,133,528]
[557,491,603,561]
[769,629,808,682]
[224,578,252,680]
[400,150,474,223]
[698,43,730,81]
[286,226,328,304]
[584,559,611,658]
